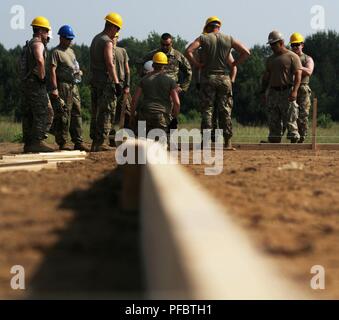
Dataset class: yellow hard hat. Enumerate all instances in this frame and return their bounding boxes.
[290,32,304,44]
[31,16,51,31]
[105,12,123,29]
[153,52,168,65]
[204,16,222,28]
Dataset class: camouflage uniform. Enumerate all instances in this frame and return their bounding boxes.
[21,37,51,145]
[265,50,302,142]
[137,72,177,135]
[200,74,233,138]
[143,48,192,92]
[89,32,118,145]
[198,33,234,140]
[297,53,312,142]
[109,46,130,143]
[267,89,299,142]
[50,45,84,147]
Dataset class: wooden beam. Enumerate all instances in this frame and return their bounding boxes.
[1,151,86,162]
[127,140,308,299]
[173,143,339,151]
[312,97,318,151]
[0,160,57,173]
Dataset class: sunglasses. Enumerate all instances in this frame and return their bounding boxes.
[291,43,302,48]
[161,43,171,47]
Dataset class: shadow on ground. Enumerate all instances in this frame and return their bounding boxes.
[28,168,144,299]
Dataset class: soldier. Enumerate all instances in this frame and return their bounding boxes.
[261,31,302,143]
[109,32,131,146]
[21,16,55,153]
[143,33,192,128]
[49,25,89,151]
[89,12,123,152]
[129,52,180,136]
[186,16,250,149]
[290,32,314,143]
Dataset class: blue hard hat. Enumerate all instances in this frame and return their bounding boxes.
[58,25,75,40]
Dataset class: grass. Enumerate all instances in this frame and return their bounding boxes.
[1,117,339,144]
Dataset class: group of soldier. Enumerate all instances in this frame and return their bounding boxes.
[20,12,314,153]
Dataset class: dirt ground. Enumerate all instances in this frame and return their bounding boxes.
[186,149,339,299]
[0,143,143,299]
[1,142,339,299]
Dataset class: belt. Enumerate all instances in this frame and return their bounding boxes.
[207,71,227,75]
[270,85,292,91]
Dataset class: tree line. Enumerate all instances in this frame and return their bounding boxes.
[0,30,338,125]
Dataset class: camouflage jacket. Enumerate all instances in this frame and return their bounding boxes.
[143,47,192,92]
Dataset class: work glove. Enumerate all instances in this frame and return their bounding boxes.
[169,117,178,130]
[114,83,123,97]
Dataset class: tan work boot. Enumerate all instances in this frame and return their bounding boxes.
[74,143,90,152]
[25,141,55,153]
[95,143,115,152]
[225,138,236,151]
[59,144,73,151]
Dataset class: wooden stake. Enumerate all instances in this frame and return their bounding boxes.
[312,97,318,151]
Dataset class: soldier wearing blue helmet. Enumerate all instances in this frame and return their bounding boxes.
[49,25,89,151]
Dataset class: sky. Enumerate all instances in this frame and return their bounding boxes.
[0,0,338,49]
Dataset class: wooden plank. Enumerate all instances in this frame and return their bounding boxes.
[131,140,308,299]
[312,97,318,151]
[232,143,312,150]
[0,162,57,173]
[1,151,86,161]
[174,143,339,151]
[0,157,86,164]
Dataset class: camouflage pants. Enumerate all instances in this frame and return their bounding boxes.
[200,74,233,139]
[51,83,83,146]
[22,79,50,144]
[109,93,131,141]
[297,84,312,140]
[90,83,117,144]
[267,89,300,142]
[138,110,170,135]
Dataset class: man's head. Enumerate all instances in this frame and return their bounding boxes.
[267,30,285,54]
[290,32,305,55]
[152,52,168,71]
[160,33,173,53]
[58,25,75,48]
[203,16,222,34]
[104,12,123,39]
[31,16,51,44]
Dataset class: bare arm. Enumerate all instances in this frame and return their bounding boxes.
[170,89,180,117]
[302,56,314,77]
[290,69,302,101]
[227,53,237,83]
[231,39,251,67]
[185,37,203,69]
[104,41,119,84]
[50,65,58,96]
[124,60,131,94]
[32,41,45,80]
[130,86,142,117]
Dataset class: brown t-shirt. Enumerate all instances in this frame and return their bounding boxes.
[266,50,302,87]
[50,46,77,83]
[114,46,129,83]
[90,32,113,84]
[139,72,177,114]
[199,32,233,76]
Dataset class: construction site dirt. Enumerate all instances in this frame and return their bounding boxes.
[185,149,339,299]
[0,143,143,299]
[1,143,339,299]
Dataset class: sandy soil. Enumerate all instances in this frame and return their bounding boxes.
[0,143,143,299]
[186,149,339,299]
